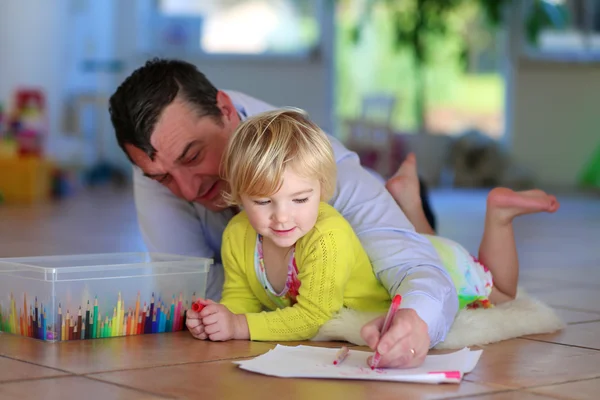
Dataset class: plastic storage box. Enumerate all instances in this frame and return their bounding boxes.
[0,252,212,342]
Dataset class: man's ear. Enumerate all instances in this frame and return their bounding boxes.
[216,91,237,123]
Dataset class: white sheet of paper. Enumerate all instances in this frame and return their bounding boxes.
[234,345,482,384]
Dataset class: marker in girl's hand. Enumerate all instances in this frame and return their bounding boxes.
[191,300,205,312]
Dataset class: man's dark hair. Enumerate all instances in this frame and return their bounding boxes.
[109,58,222,161]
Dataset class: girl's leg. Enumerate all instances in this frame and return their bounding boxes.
[386,153,436,235]
[480,188,560,304]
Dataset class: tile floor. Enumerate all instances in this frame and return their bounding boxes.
[0,186,599,399]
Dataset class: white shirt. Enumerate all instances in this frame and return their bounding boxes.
[132,90,459,347]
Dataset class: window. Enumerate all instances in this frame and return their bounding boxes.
[139,0,323,58]
[522,0,600,61]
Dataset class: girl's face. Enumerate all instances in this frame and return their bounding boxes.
[240,167,321,249]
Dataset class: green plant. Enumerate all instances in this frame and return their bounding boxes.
[349,0,563,133]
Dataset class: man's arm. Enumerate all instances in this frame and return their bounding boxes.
[327,137,458,347]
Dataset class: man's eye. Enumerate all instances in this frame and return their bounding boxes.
[157,175,171,184]
[186,153,200,164]
[294,198,309,204]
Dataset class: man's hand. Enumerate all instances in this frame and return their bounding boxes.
[201,302,250,341]
[360,308,430,368]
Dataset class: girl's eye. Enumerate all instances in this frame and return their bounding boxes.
[294,198,309,204]
[253,200,270,206]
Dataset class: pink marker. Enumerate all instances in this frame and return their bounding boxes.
[370,294,402,370]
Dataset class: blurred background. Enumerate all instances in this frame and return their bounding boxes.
[0,0,598,256]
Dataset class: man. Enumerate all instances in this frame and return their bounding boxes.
[109,58,458,368]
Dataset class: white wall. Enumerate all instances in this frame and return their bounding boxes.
[509,59,600,188]
[0,0,68,142]
[113,0,335,135]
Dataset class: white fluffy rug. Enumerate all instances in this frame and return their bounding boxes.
[312,289,566,350]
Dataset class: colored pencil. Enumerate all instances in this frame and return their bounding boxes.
[80,317,85,340]
[182,300,189,330]
[93,297,99,339]
[95,310,101,339]
[57,304,62,341]
[148,293,155,333]
[34,296,38,339]
[85,300,90,340]
[134,292,140,335]
[23,294,28,336]
[77,306,82,339]
[42,306,47,340]
[104,316,109,338]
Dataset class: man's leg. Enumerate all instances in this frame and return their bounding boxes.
[419,178,436,232]
[386,153,436,235]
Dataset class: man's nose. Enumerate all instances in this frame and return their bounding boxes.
[174,171,201,202]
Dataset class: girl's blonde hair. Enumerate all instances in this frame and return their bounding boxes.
[221,108,336,206]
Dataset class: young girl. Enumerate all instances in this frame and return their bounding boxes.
[185,108,559,342]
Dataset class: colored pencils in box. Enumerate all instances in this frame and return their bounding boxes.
[182,300,189,330]
[57,304,62,341]
[93,297,99,338]
[80,317,85,340]
[69,316,74,341]
[139,303,146,334]
[103,316,109,338]
[116,292,122,336]
[134,292,140,335]
[151,308,157,334]
[23,294,28,335]
[95,310,101,339]
[77,307,82,339]
[111,308,117,337]
[119,303,125,336]
[42,306,47,340]
[33,296,38,339]
[73,320,78,340]
[148,293,155,332]
[144,303,152,334]
[85,300,90,340]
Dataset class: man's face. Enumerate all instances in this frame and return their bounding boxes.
[126,91,241,211]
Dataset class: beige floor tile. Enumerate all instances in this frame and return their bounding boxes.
[91,359,503,400]
[520,269,600,290]
[525,321,600,350]
[464,339,600,388]
[531,288,600,313]
[456,391,560,399]
[0,331,275,374]
[527,377,600,399]
[0,376,167,400]
[551,308,600,325]
[0,356,69,382]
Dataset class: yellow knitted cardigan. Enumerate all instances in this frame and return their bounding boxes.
[220,202,391,341]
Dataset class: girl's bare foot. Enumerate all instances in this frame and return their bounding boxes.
[486,187,560,225]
